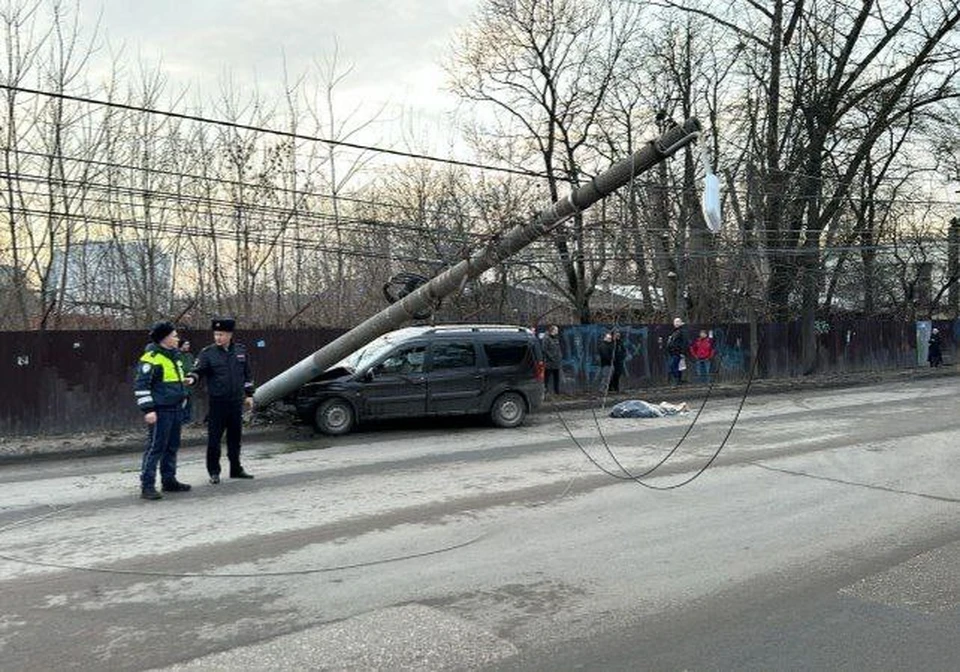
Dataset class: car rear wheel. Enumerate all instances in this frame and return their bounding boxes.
[314,398,355,435]
[490,391,526,428]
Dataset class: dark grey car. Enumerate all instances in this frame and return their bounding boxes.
[292,325,546,435]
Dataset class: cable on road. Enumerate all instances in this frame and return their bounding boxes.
[747,461,960,503]
[557,326,760,490]
[545,153,760,490]
[0,505,487,579]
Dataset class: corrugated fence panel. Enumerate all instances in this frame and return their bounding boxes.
[0,328,345,436]
[0,321,944,437]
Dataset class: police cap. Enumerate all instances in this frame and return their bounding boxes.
[149,320,176,343]
[211,317,236,332]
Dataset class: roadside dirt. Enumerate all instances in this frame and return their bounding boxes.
[1,366,954,462]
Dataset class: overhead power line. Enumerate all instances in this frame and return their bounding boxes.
[0,84,552,180]
[0,200,940,265]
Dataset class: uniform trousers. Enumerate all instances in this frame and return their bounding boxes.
[206,398,244,476]
[141,406,182,488]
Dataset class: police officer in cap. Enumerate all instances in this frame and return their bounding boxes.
[185,317,255,483]
[135,320,191,500]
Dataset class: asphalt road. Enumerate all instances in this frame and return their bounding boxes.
[2,377,960,670]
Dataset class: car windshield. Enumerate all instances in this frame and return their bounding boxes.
[335,331,413,372]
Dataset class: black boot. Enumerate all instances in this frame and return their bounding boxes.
[230,469,254,479]
[141,487,162,500]
[161,480,192,493]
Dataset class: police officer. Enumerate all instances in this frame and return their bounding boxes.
[135,320,191,500]
[185,317,255,483]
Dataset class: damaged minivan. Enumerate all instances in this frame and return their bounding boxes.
[290,325,545,435]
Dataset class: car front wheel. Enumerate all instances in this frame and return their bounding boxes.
[490,392,526,428]
[314,398,355,435]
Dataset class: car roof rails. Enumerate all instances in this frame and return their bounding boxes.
[424,324,532,334]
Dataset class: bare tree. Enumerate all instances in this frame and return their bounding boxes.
[19,0,100,328]
[448,0,642,323]
[671,0,960,370]
[303,41,386,324]
[0,0,47,328]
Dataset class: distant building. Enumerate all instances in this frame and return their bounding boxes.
[44,240,171,315]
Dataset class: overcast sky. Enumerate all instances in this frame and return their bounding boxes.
[76,0,481,149]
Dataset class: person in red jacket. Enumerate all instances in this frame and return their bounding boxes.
[689,329,716,384]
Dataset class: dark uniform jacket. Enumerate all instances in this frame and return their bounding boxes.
[134,343,187,414]
[188,342,255,402]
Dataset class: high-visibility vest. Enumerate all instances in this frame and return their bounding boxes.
[134,347,186,412]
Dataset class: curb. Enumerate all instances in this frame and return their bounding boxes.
[542,365,959,413]
[1,366,956,464]
[0,425,304,466]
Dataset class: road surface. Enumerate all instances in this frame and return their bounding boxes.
[2,378,960,670]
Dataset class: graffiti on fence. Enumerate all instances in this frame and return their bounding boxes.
[539,324,649,393]
[711,327,748,377]
[541,323,751,392]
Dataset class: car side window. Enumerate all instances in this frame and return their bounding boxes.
[483,341,530,367]
[430,341,476,371]
[375,346,426,375]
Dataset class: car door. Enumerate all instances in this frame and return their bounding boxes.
[425,339,484,415]
[361,344,427,419]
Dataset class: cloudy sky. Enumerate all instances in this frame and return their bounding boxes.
[76,0,481,148]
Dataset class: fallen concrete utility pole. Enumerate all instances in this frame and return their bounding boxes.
[254,117,702,406]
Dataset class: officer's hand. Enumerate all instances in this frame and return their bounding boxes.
[244,397,254,411]
[144,411,157,425]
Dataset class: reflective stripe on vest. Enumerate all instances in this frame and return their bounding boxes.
[140,351,184,382]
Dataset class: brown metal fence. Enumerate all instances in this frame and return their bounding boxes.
[0,327,345,436]
[0,320,948,436]
[550,319,936,393]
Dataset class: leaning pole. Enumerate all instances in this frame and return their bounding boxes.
[254,117,703,406]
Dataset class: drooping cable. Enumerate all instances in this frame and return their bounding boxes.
[559,337,759,490]
[588,320,736,480]
[0,504,485,578]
